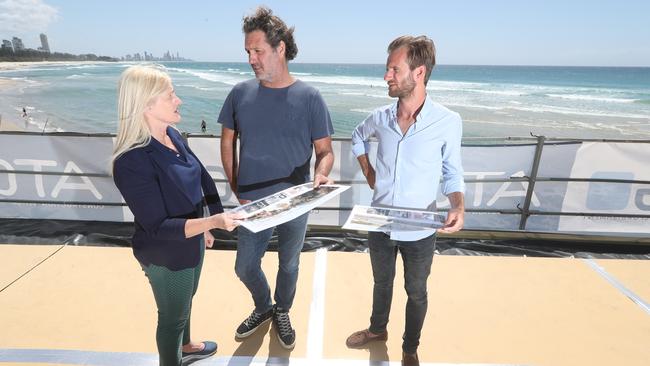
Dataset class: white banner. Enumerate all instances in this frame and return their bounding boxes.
[1,133,649,237]
[558,142,650,233]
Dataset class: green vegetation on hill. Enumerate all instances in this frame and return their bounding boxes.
[0,48,117,62]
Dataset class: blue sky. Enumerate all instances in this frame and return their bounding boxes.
[1,0,649,66]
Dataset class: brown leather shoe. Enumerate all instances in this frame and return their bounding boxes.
[402,351,419,366]
[345,329,388,348]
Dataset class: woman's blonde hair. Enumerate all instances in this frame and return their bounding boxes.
[110,64,172,170]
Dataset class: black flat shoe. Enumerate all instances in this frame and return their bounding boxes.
[181,341,217,365]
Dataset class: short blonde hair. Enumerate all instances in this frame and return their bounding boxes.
[110,64,171,170]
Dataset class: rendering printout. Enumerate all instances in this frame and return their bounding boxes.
[232,183,350,233]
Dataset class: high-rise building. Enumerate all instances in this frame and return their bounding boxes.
[39,33,50,53]
[1,40,13,52]
[11,37,24,51]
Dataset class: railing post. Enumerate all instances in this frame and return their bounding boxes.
[519,135,546,230]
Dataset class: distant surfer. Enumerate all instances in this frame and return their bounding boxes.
[22,107,28,129]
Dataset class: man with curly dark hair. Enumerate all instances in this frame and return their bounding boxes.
[218,6,335,350]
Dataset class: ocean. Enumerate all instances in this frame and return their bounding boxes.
[1,62,649,139]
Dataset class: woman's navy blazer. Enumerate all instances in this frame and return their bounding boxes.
[113,128,223,270]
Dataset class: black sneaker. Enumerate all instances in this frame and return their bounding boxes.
[235,308,273,339]
[272,305,296,350]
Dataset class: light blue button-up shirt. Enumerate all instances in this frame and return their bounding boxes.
[351,95,465,241]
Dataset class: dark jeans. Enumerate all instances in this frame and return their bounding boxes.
[235,213,309,312]
[141,243,204,366]
[367,232,435,354]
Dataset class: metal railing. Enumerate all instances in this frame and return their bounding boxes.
[2,131,650,235]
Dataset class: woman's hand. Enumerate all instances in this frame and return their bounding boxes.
[186,212,243,239]
[204,230,215,248]
[211,211,243,232]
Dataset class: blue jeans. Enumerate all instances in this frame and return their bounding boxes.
[235,213,309,313]
[367,232,435,354]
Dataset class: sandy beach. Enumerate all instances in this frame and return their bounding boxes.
[0,60,111,71]
[0,116,23,131]
[0,78,18,86]
[0,61,101,132]
[0,76,24,131]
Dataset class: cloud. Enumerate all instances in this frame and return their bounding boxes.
[0,0,59,34]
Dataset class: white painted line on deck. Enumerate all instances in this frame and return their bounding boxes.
[584,258,650,315]
[0,349,526,366]
[0,348,157,366]
[306,247,328,361]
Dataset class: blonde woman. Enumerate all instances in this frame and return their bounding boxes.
[112,65,239,365]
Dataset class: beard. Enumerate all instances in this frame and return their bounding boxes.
[253,69,272,83]
[388,73,416,98]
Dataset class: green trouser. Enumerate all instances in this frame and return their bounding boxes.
[142,244,204,366]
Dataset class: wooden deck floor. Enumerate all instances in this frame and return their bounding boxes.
[1,244,649,366]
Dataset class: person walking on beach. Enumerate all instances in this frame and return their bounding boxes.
[21,107,28,129]
[345,36,465,366]
[218,6,334,350]
[201,119,206,133]
[111,65,240,366]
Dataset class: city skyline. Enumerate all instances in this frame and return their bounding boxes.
[1,33,49,53]
[0,0,649,66]
[0,32,188,61]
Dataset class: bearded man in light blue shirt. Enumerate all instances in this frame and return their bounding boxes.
[345,35,465,366]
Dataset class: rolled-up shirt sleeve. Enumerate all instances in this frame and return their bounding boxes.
[351,113,376,157]
[441,113,466,196]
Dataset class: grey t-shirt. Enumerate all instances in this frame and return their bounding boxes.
[218,79,334,200]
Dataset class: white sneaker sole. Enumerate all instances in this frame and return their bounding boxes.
[235,317,272,339]
[276,332,296,350]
